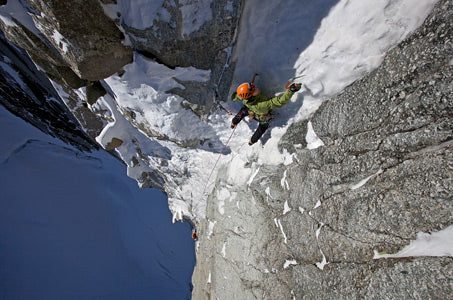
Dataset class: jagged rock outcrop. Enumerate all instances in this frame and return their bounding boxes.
[0,31,98,151]
[192,1,452,299]
[114,0,242,113]
[0,0,132,87]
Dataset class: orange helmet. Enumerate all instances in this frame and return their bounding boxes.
[237,82,255,99]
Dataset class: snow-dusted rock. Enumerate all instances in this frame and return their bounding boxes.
[28,0,133,81]
[118,0,241,112]
[192,1,452,298]
[0,32,98,151]
[0,0,133,85]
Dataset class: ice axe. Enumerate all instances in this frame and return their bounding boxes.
[251,73,259,86]
[285,74,305,90]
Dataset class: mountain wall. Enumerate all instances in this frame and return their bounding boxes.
[192,1,452,299]
[0,0,241,194]
[0,31,98,151]
[0,0,451,299]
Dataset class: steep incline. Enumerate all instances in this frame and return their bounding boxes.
[192,1,452,298]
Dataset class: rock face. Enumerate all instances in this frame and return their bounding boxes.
[0,31,98,151]
[192,1,452,299]
[120,0,242,112]
[1,0,132,85]
[26,0,132,81]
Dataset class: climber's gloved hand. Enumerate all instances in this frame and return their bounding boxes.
[231,92,237,100]
[289,83,302,92]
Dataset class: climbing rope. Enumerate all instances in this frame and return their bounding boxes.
[202,126,237,197]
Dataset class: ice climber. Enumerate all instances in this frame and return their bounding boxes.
[230,81,301,145]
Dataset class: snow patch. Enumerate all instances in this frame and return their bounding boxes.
[282,148,297,165]
[281,170,290,190]
[247,167,260,186]
[374,225,453,259]
[207,220,217,239]
[277,219,288,244]
[0,13,17,27]
[283,259,298,269]
[350,168,383,190]
[306,121,325,149]
[283,200,291,215]
[51,30,71,53]
[313,200,322,209]
[221,242,227,258]
[315,223,328,270]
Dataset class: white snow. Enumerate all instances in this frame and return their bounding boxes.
[281,170,290,190]
[265,186,272,199]
[277,219,288,244]
[374,225,453,259]
[282,148,297,165]
[247,167,260,186]
[207,220,217,239]
[283,200,292,215]
[51,29,71,53]
[313,200,322,209]
[306,121,325,149]
[0,13,17,27]
[315,223,329,270]
[350,168,384,190]
[283,259,298,269]
[221,242,227,257]
[2,0,448,297]
[316,251,328,270]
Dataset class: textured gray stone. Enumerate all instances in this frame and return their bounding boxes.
[0,32,98,151]
[121,0,242,113]
[193,1,452,299]
[27,0,133,81]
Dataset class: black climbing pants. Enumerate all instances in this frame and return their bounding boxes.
[232,106,270,143]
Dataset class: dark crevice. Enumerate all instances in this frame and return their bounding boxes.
[136,49,176,70]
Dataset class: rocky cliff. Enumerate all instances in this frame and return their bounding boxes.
[0,0,451,299]
[0,31,98,151]
[192,1,452,299]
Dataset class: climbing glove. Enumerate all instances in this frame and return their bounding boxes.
[289,83,302,92]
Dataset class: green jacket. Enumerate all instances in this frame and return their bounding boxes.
[231,90,295,115]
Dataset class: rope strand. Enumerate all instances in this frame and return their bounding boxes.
[202,126,237,197]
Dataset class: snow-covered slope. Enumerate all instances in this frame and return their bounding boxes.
[73,0,438,223]
[0,105,195,299]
